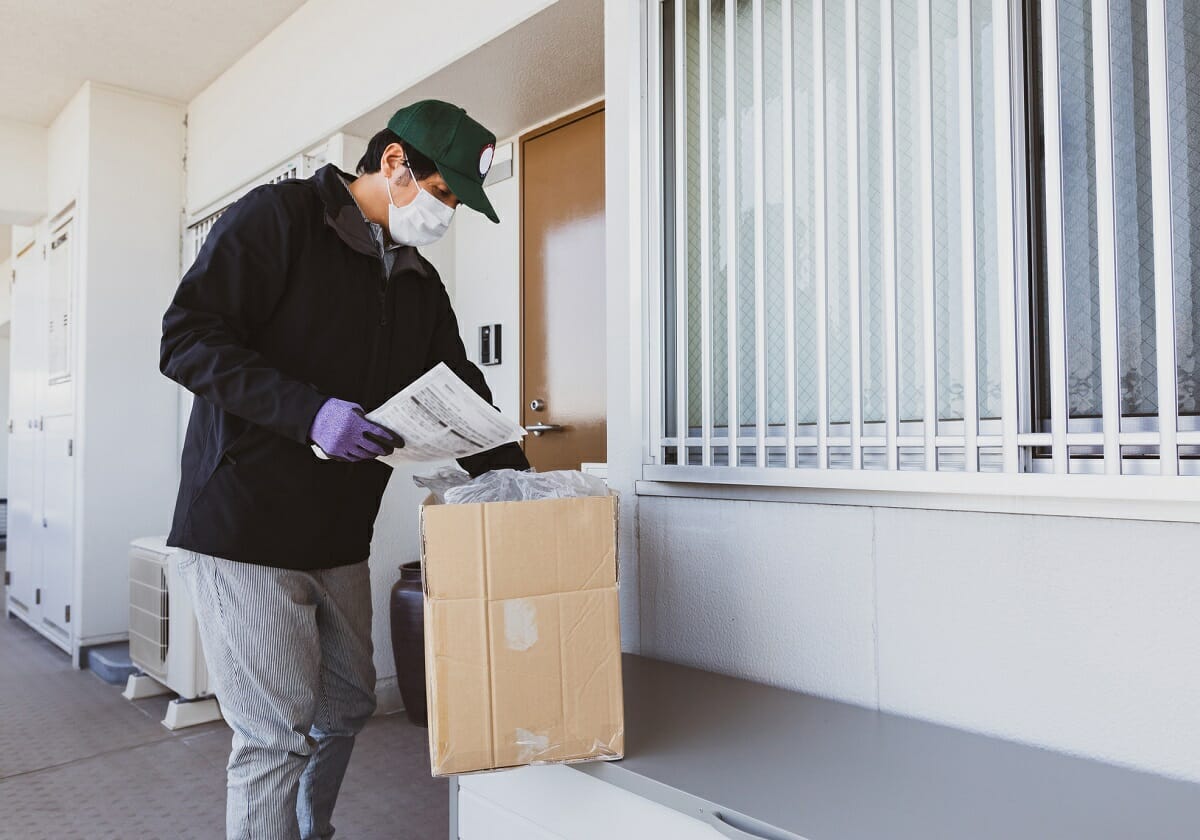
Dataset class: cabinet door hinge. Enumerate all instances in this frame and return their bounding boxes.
[4,570,9,586]
[67,439,73,456]
[65,605,71,623]
[7,419,12,433]
[35,588,41,605]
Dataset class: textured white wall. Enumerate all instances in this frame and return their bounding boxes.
[639,498,879,706]
[77,84,184,639]
[636,496,1200,783]
[452,146,521,420]
[185,0,558,213]
[45,89,89,218]
[0,118,47,225]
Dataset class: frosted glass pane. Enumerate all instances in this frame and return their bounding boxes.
[793,0,819,426]
[825,0,852,425]
[1166,0,1200,417]
[711,0,730,431]
[736,0,757,429]
[894,0,926,424]
[1110,0,1159,418]
[859,0,887,424]
[1058,0,1103,418]
[764,0,788,428]
[932,0,965,421]
[973,0,1002,421]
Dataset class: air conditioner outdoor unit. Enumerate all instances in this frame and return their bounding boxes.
[122,536,222,730]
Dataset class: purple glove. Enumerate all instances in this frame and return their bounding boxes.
[309,398,404,462]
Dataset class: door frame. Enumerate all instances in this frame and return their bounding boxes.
[518,100,607,432]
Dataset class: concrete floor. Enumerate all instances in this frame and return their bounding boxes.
[0,612,448,839]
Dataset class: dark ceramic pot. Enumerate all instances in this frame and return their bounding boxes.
[389,560,427,727]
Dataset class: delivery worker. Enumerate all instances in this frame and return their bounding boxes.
[159,99,528,840]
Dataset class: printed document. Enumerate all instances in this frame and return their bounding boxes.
[312,363,526,465]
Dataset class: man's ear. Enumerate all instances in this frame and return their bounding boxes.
[380,142,408,180]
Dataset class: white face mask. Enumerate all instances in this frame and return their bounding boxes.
[385,163,455,246]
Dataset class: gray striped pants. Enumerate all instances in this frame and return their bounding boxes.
[178,551,377,840]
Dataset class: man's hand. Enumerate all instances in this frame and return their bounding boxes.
[310,398,405,462]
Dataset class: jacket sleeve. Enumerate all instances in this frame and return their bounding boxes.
[424,279,531,477]
[160,187,328,444]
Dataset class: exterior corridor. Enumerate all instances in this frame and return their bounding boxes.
[0,612,447,839]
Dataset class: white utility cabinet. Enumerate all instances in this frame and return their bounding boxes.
[4,84,184,665]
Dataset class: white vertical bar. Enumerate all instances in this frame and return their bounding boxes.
[753,0,768,468]
[726,0,740,464]
[700,0,714,466]
[1091,0,1121,474]
[1040,0,1071,473]
[848,0,864,470]
[994,0,1021,472]
[647,1,665,464]
[919,0,938,469]
[674,0,689,465]
[782,0,798,468]
[958,0,979,471]
[1147,0,1179,474]
[882,0,900,470]
[816,0,830,468]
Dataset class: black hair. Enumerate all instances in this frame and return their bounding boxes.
[355,128,438,180]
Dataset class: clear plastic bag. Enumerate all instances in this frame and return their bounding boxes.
[411,466,473,503]
[441,469,608,505]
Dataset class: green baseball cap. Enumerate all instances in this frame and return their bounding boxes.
[387,99,500,224]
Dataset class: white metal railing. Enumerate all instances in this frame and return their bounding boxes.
[651,0,1200,482]
[184,156,306,261]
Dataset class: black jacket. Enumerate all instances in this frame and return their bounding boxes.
[161,164,528,570]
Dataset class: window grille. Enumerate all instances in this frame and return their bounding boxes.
[184,156,305,260]
[654,0,1200,477]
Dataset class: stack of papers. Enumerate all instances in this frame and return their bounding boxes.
[312,363,526,465]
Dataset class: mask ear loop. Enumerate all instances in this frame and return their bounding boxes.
[385,156,425,209]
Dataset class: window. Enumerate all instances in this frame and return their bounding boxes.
[185,157,306,261]
[654,0,1200,478]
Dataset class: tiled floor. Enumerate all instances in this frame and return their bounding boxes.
[0,613,448,839]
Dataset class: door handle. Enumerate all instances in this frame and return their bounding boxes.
[701,810,808,840]
[523,422,564,437]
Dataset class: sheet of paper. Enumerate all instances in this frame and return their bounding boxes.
[312,363,526,466]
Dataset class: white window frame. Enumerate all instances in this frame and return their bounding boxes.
[635,0,1200,523]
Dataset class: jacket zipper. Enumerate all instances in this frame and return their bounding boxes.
[378,257,390,326]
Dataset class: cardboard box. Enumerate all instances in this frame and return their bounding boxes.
[420,493,624,776]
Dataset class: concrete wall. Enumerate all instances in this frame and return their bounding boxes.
[636,498,1200,783]
[75,84,184,639]
[185,0,559,213]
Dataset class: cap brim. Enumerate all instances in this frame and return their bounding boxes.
[438,164,499,224]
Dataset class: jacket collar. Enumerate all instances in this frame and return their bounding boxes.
[311,164,427,274]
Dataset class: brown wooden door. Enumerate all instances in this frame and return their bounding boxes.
[520,104,606,472]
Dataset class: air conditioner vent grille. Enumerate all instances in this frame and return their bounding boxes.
[129,551,169,679]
